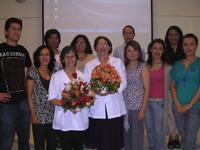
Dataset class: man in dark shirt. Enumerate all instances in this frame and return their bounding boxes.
[0,17,32,150]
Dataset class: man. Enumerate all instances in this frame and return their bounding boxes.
[0,17,32,150]
[113,25,145,62]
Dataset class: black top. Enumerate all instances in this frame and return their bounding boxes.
[0,42,32,104]
[164,47,185,65]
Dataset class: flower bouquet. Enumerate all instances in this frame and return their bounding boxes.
[90,64,121,95]
[60,72,95,112]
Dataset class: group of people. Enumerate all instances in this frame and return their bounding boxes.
[0,17,199,150]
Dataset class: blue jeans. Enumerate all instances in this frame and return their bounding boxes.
[0,103,20,150]
[16,99,30,150]
[145,100,165,150]
[172,104,200,150]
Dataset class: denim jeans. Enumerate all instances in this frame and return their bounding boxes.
[16,99,30,150]
[172,103,200,150]
[145,100,165,150]
[0,103,20,150]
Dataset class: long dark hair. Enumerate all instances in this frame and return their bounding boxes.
[124,40,144,67]
[164,26,184,64]
[70,34,93,54]
[33,45,55,72]
[147,39,166,66]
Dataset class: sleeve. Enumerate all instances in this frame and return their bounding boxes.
[117,59,127,94]
[48,73,60,101]
[84,63,91,83]
[27,68,36,80]
[170,64,177,86]
[24,48,32,68]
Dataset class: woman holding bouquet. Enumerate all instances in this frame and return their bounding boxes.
[48,46,89,150]
[84,36,127,150]
[27,45,56,150]
[123,40,149,150]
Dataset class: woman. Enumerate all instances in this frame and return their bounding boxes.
[123,40,149,150]
[145,39,171,150]
[84,36,127,150]
[45,28,62,72]
[164,26,184,148]
[170,33,200,150]
[71,34,95,72]
[27,45,56,150]
[48,46,88,150]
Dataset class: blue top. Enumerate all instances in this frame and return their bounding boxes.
[170,57,200,109]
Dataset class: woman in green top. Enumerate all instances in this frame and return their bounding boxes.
[170,33,200,150]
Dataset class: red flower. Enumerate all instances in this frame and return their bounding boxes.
[72,72,77,79]
[71,101,77,106]
[60,99,66,105]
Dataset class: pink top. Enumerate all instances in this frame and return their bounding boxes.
[149,66,165,99]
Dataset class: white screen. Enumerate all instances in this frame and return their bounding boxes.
[43,0,152,53]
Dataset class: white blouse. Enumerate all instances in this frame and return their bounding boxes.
[84,56,127,119]
[48,70,89,131]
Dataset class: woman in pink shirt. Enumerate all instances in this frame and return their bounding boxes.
[145,39,171,150]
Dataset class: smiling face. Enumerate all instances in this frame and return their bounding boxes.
[39,48,51,67]
[183,37,197,57]
[126,45,139,62]
[63,50,77,69]
[151,42,165,60]
[5,23,22,43]
[95,38,110,57]
[75,37,87,53]
[167,28,180,45]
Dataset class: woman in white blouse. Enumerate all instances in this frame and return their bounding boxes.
[48,46,88,150]
[84,36,127,150]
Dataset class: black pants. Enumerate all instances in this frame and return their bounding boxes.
[58,131,84,150]
[32,123,56,150]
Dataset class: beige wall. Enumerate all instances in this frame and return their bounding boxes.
[0,0,200,56]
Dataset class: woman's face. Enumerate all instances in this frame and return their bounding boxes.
[75,37,87,53]
[168,29,180,45]
[39,48,51,67]
[64,51,77,68]
[126,45,139,62]
[95,38,110,56]
[47,33,60,49]
[151,42,165,60]
[183,37,197,57]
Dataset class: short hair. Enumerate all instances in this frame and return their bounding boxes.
[5,17,22,31]
[122,25,135,34]
[70,34,93,54]
[183,33,198,46]
[124,40,144,67]
[33,45,55,72]
[147,39,166,66]
[94,36,112,54]
[44,29,61,47]
[60,45,78,68]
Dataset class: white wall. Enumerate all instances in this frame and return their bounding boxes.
[0,0,200,56]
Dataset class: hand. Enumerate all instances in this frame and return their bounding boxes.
[31,113,40,124]
[138,110,145,120]
[0,93,11,102]
[184,103,193,111]
[175,103,186,113]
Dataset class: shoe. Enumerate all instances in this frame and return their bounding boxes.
[174,140,181,149]
[167,141,175,149]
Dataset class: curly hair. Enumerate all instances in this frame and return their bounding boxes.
[70,34,93,54]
